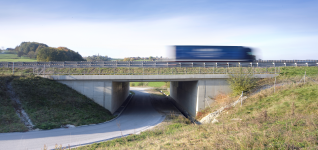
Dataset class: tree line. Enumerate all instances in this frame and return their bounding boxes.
[12,42,85,61]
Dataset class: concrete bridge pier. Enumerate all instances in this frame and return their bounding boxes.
[170,79,231,117]
[58,80,129,114]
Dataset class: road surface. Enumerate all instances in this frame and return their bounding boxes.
[0,87,176,150]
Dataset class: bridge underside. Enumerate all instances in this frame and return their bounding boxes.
[58,80,129,114]
[44,74,277,117]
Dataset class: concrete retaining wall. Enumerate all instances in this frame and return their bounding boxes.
[170,81,198,117]
[111,82,129,113]
[58,80,129,114]
[170,79,231,117]
[196,79,232,113]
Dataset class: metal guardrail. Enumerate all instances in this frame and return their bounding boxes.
[0,60,318,68]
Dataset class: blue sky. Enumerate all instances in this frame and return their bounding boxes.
[1,0,317,59]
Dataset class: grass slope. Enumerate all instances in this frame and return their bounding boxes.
[0,76,28,132]
[11,76,114,130]
[280,66,318,77]
[77,81,318,149]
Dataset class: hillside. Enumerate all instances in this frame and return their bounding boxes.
[0,75,114,132]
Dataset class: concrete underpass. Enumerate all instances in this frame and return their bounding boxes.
[42,74,277,117]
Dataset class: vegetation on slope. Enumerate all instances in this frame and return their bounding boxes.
[280,66,318,77]
[11,76,114,130]
[76,81,318,149]
[0,76,28,132]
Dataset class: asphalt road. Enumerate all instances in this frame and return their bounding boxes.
[0,87,175,150]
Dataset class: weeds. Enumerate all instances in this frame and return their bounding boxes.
[228,67,257,96]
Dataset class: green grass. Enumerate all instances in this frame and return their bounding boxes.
[0,54,20,59]
[148,82,166,87]
[0,76,28,132]
[11,76,114,130]
[280,66,318,77]
[0,54,37,62]
[130,82,166,87]
[0,59,37,62]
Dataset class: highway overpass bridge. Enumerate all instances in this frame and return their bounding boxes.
[1,60,318,68]
[41,74,277,117]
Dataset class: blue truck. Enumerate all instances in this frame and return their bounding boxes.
[173,45,255,62]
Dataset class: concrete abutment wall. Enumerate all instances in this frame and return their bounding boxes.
[58,80,129,114]
[170,79,231,117]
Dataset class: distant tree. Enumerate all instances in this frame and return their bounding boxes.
[19,42,48,54]
[123,58,130,61]
[27,51,36,59]
[84,55,110,62]
[149,56,153,61]
[17,51,24,57]
[37,47,85,62]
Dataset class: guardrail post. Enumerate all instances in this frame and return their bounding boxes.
[257,63,258,67]
[44,65,46,75]
[295,63,297,67]
[216,62,217,68]
[203,62,205,68]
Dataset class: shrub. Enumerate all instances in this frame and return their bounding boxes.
[228,67,257,96]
